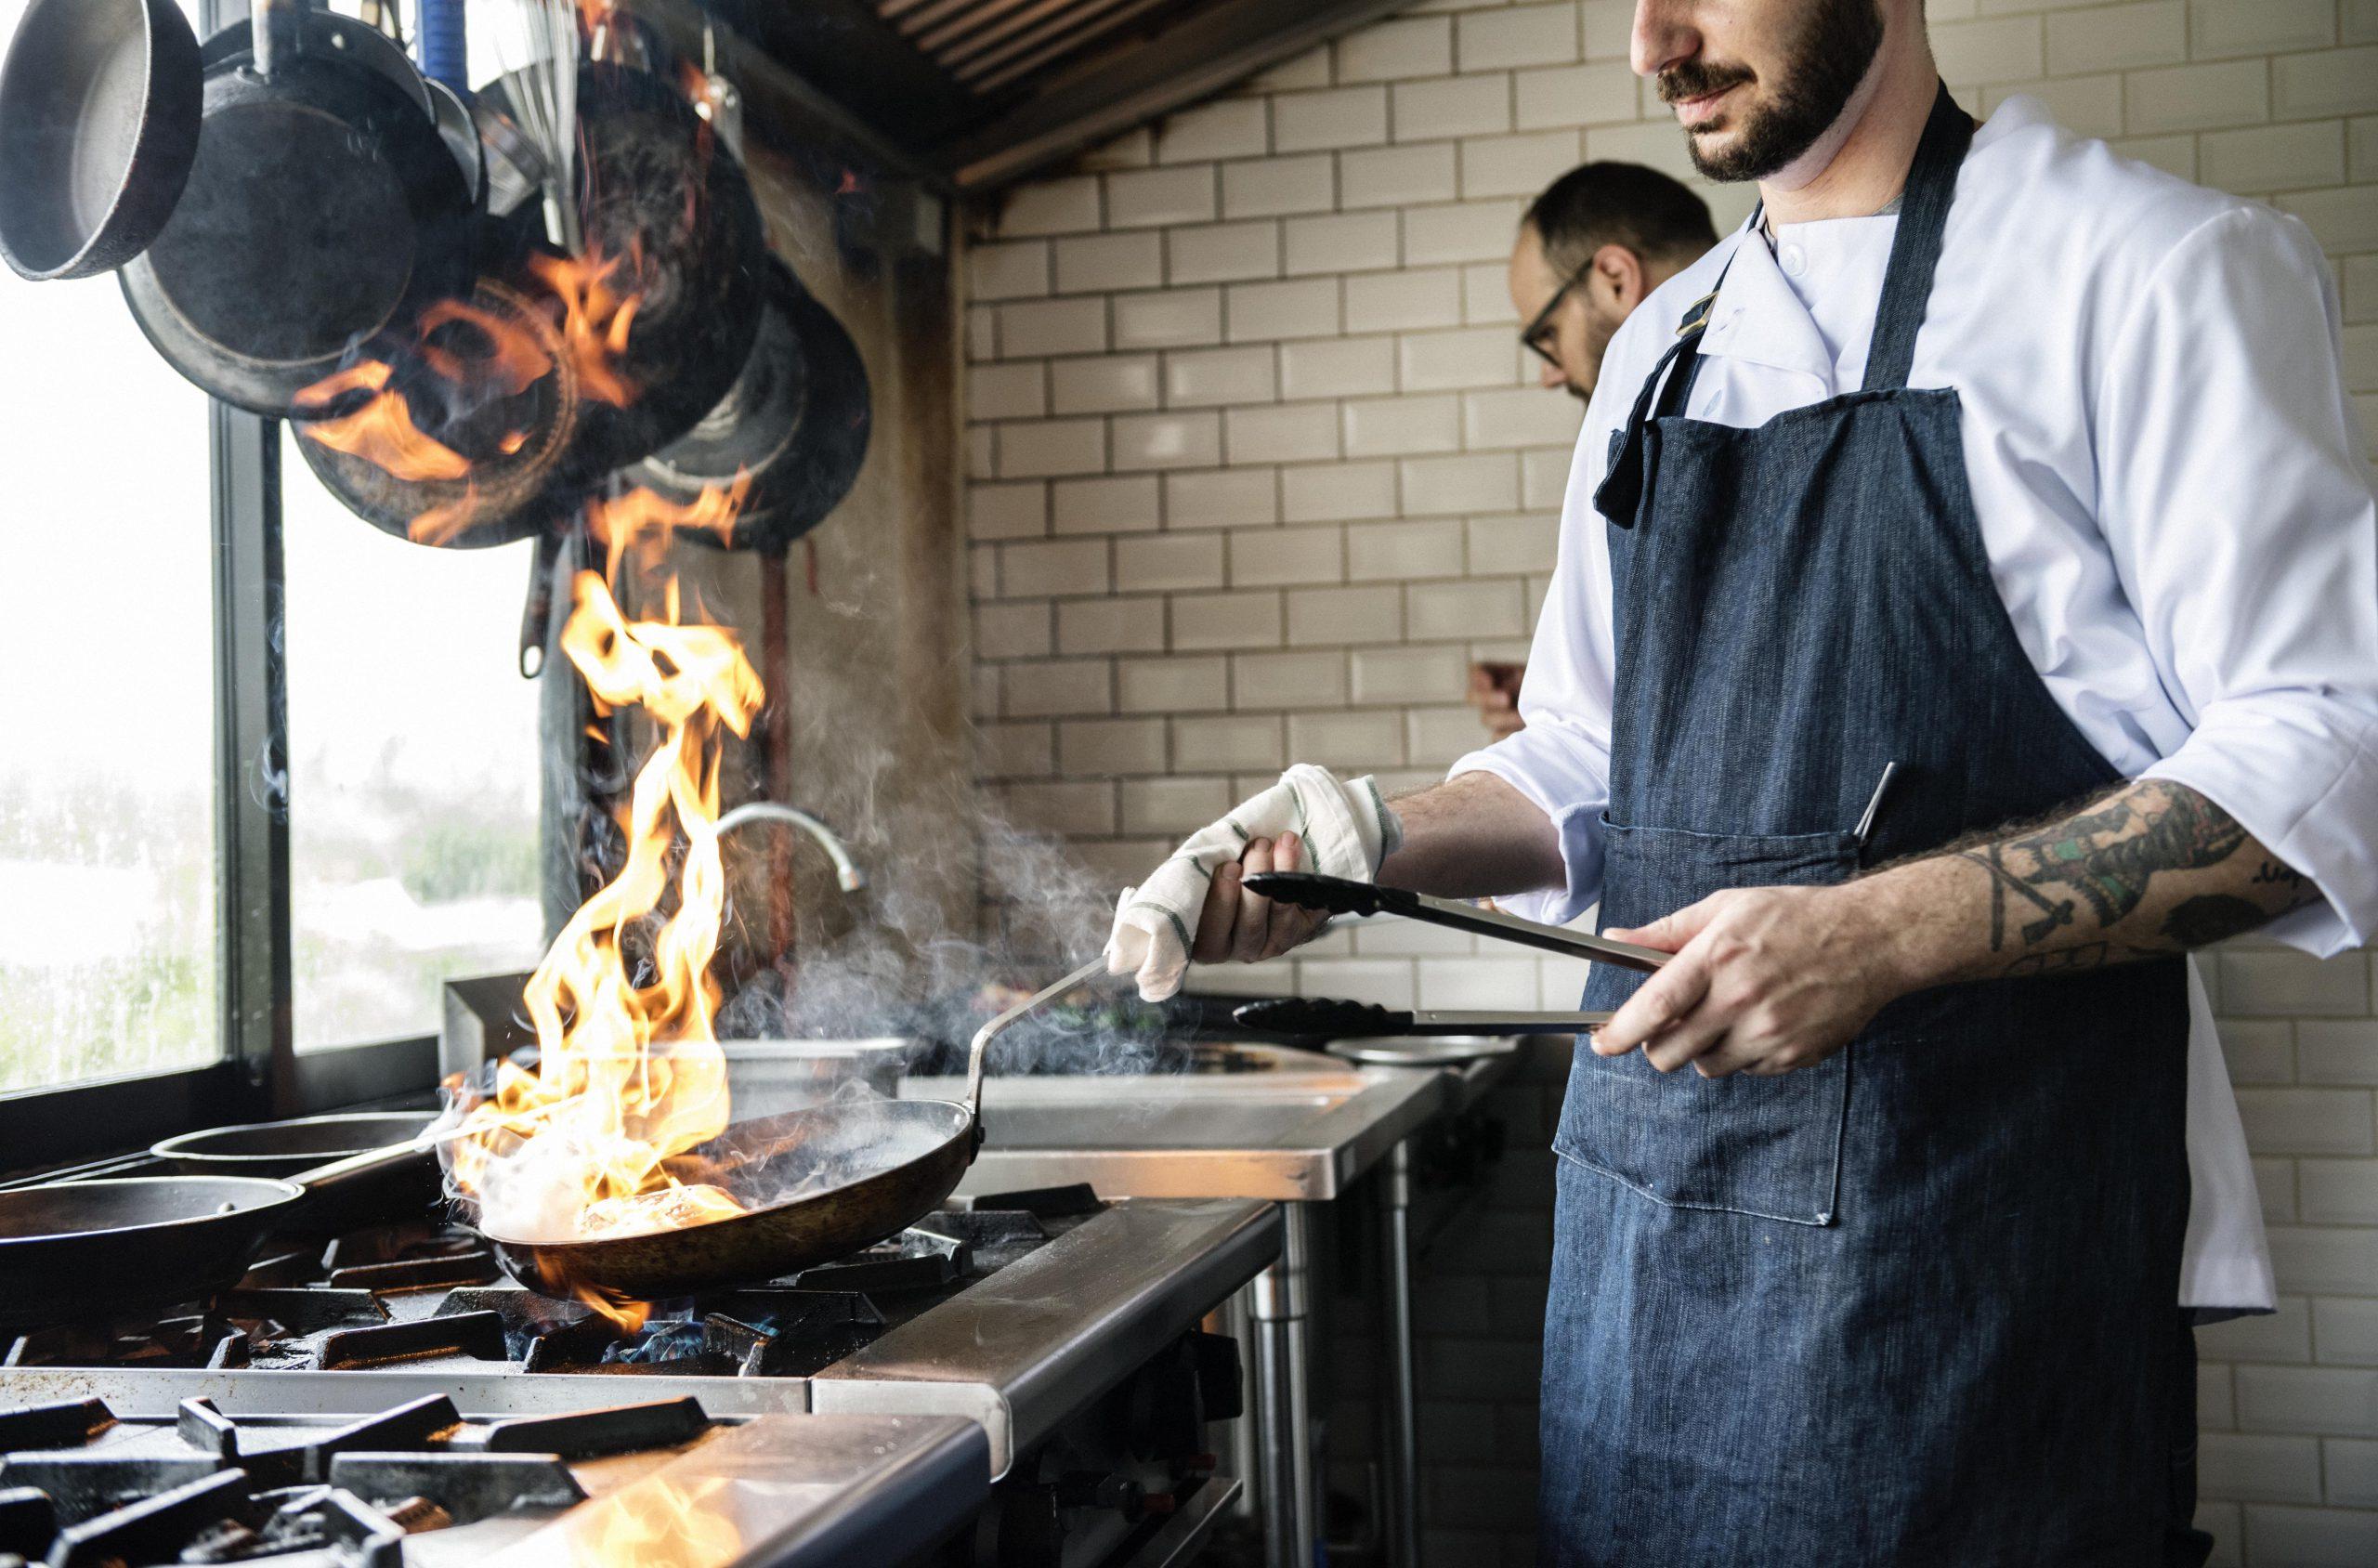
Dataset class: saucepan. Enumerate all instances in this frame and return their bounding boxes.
[477,959,1108,1305]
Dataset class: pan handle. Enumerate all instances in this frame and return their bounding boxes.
[289,1139,434,1200]
[962,958,1110,1123]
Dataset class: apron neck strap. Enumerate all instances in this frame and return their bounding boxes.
[1861,80,1974,392]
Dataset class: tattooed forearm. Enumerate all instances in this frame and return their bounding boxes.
[1914,778,2323,979]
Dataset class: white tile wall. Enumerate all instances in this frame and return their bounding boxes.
[964,3,2378,1558]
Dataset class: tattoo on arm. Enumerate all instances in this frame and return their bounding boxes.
[1949,779,2321,976]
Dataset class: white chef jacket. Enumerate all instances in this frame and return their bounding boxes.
[1454,96,2378,1314]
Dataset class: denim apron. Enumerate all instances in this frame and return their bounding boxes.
[1540,85,2191,1564]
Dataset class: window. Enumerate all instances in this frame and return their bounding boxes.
[0,0,218,1094]
[281,438,547,1050]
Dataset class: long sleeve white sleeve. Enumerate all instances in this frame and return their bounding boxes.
[2097,207,2378,955]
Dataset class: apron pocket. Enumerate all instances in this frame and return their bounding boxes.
[1554,817,1860,1227]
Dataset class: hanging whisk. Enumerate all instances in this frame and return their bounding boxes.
[487,0,582,254]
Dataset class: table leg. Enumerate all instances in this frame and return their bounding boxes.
[1250,1201,1315,1568]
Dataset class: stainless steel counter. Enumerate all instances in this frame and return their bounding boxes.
[908,1052,1451,1202]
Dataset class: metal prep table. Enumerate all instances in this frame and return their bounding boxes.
[906,1051,1475,1568]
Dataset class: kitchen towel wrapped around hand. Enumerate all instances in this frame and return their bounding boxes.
[1106,764,1402,1000]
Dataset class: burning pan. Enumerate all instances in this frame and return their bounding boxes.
[0,1142,429,1329]
[479,960,1108,1306]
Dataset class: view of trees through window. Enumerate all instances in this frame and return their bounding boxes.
[0,0,218,1094]
[282,432,546,1050]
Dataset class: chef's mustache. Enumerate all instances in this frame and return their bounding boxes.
[1658,59,1757,105]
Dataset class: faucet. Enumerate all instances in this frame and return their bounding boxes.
[713,803,869,894]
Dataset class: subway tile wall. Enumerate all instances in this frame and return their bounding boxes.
[961,2,2378,1561]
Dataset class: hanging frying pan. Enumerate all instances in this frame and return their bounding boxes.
[492,60,764,479]
[0,0,202,280]
[117,0,476,415]
[291,276,584,550]
[630,255,874,552]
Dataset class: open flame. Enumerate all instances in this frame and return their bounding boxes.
[440,482,764,1326]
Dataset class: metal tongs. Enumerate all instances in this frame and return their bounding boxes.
[1232,871,1668,1039]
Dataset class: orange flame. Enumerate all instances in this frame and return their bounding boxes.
[443,482,764,1329]
[566,1474,742,1568]
[527,249,641,407]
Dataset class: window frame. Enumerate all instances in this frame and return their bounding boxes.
[0,2,446,1172]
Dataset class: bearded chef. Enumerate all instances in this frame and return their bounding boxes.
[1105,0,2378,1561]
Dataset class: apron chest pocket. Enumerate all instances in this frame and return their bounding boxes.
[1553,818,1859,1227]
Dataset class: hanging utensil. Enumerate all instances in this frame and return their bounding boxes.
[476,960,1109,1306]
[486,0,580,252]
[631,257,873,552]
[116,0,477,415]
[530,59,768,478]
[1241,870,1673,973]
[0,0,203,281]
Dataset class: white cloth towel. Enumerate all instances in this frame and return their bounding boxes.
[1106,764,1400,1000]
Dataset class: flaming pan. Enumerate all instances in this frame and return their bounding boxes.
[479,960,1109,1305]
[0,1143,428,1329]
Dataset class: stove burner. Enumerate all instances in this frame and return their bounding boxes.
[319,1311,508,1370]
[478,1396,707,1457]
[968,1183,1100,1219]
[787,1226,968,1292]
[0,1398,111,1450]
[0,1392,707,1565]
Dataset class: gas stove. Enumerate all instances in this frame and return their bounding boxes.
[0,1190,1278,1567]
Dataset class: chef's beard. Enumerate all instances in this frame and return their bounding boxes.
[1661,0,1887,182]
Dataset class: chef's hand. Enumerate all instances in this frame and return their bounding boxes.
[1191,831,1329,964]
[1467,660,1526,740]
[1591,884,1910,1078]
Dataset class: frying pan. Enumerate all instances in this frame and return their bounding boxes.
[0,0,203,280]
[117,0,477,415]
[478,960,1109,1307]
[0,1142,428,1330]
[631,256,874,554]
[152,1110,438,1175]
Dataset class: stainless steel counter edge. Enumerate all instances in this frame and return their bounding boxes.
[0,1365,817,1419]
[931,1068,1453,1200]
[809,1198,1281,1476]
[481,1412,990,1568]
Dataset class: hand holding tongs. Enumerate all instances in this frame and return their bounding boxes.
[1240,871,1672,972]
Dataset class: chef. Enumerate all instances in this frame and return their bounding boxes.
[1475,162,1719,739]
[1106,0,2378,1561]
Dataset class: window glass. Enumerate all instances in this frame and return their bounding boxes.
[281,438,546,1049]
[0,0,217,1093]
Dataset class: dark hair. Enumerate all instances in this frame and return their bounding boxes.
[1522,163,1718,279]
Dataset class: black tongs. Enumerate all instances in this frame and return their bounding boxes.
[1241,871,1671,973]
[1234,997,1613,1038]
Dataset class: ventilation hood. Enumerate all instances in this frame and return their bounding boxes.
[711,0,1416,190]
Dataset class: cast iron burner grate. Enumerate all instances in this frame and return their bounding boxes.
[0,1393,708,1565]
[0,1206,1069,1380]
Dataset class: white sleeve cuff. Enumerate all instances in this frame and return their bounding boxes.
[2141,699,2378,958]
[1446,749,1606,927]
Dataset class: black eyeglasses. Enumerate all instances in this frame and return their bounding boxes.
[1520,263,1595,366]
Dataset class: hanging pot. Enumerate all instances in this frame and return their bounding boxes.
[116,0,477,416]
[494,60,765,479]
[631,256,873,552]
[0,0,203,281]
[291,277,583,550]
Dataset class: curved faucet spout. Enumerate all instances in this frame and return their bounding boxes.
[713,802,869,894]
